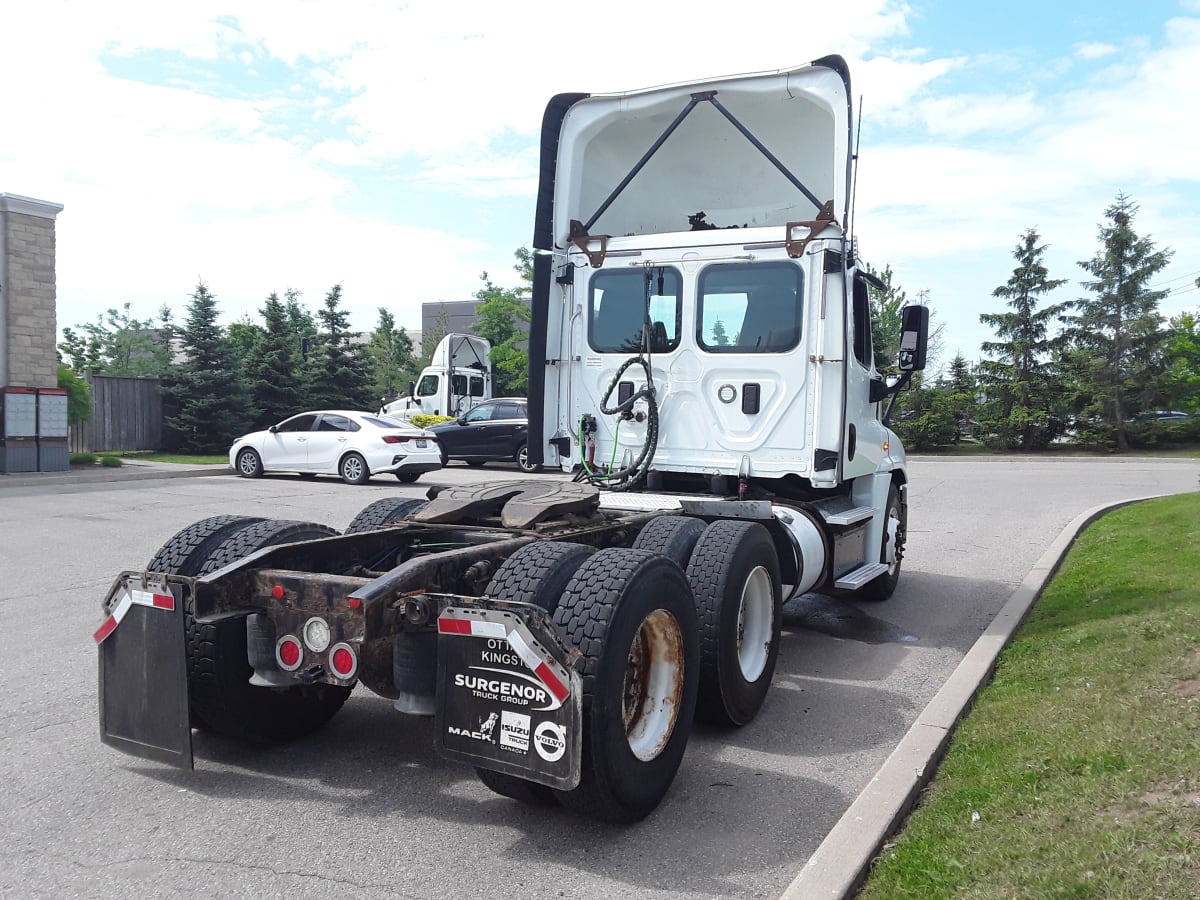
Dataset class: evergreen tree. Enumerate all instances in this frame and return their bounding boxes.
[1067,195,1172,451]
[977,228,1069,450]
[309,284,373,409]
[710,318,731,346]
[945,352,977,443]
[162,281,254,453]
[245,291,306,426]
[367,307,417,407]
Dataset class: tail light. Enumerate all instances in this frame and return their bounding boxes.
[382,433,436,445]
[276,635,304,671]
[329,642,358,680]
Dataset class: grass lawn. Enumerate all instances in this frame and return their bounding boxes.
[117,451,228,465]
[859,493,1200,899]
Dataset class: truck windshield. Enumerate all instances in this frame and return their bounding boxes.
[589,268,682,354]
[416,374,439,397]
[698,261,803,353]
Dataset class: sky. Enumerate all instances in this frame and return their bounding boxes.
[3,0,1199,370]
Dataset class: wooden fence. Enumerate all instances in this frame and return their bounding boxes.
[69,375,162,453]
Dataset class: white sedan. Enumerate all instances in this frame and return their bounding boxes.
[229,410,443,485]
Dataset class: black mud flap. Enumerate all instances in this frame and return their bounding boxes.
[435,604,581,790]
[96,573,193,769]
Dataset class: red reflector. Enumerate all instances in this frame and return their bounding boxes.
[348,598,362,610]
[279,639,301,668]
[272,584,285,600]
[332,647,355,676]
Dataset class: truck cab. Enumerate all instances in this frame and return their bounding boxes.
[528,57,923,505]
[382,333,492,419]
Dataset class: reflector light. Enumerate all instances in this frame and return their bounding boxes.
[382,435,403,444]
[272,584,285,600]
[277,636,303,671]
[348,598,362,610]
[329,642,358,679]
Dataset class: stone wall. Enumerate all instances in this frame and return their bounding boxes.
[1,193,64,389]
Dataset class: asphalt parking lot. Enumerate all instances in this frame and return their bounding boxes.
[1,455,1196,898]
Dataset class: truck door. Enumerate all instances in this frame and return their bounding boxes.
[842,272,887,481]
[415,373,440,415]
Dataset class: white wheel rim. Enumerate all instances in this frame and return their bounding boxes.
[239,452,256,475]
[883,506,901,573]
[623,609,685,762]
[344,457,362,480]
[736,565,774,683]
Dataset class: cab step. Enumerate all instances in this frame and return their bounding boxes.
[822,505,875,526]
[834,562,889,590]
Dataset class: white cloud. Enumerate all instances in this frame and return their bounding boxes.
[1074,41,1119,60]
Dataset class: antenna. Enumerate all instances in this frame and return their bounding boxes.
[849,94,863,252]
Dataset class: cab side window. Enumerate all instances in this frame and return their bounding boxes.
[852,276,873,369]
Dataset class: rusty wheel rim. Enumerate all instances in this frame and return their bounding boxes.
[621,609,685,762]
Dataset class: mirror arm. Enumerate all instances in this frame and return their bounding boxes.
[880,370,914,427]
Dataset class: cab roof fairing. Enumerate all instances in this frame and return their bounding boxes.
[545,59,853,249]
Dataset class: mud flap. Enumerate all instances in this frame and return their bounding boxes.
[96,574,193,768]
[435,605,581,790]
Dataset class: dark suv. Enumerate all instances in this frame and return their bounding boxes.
[428,398,541,472]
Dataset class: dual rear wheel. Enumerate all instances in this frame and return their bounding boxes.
[475,516,784,820]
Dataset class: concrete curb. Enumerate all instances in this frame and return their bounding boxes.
[779,494,1165,900]
[0,464,230,488]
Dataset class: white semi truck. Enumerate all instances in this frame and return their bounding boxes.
[381,332,492,419]
[95,56,927,824]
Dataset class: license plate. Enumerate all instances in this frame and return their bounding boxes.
[415,439,427,448]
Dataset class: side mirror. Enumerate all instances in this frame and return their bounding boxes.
[897,305,929,372]
[268,424,278,433]
[456,416,467,426]
[408,380,417,400]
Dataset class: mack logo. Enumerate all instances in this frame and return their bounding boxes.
[454,667,561,710]
[533,721,567,763]
[448,712,499,743]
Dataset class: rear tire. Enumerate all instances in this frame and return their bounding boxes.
[551,548,698,823]
[632,515,707,570]
[345,497,428,534]
[395,472,421,483]
[189,519,352,742]
[234,448,263,478]
[466,460,486,468]
[339,452,370,485]
[686,520,782,727]
[147,515,266,729]
[474,541,598,804]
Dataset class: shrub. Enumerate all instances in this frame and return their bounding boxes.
[411,414,455,428]
[100,455,123,467]
[70,452,98,466]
